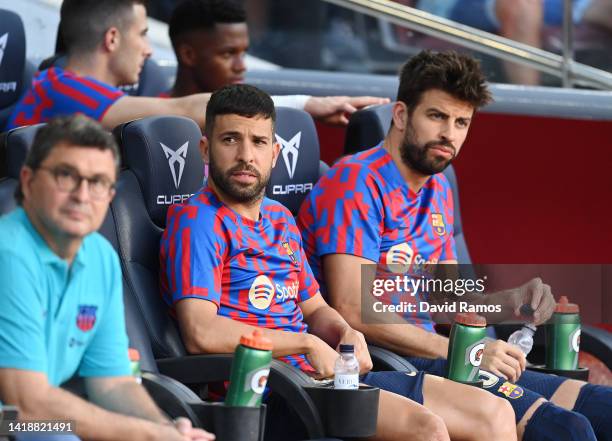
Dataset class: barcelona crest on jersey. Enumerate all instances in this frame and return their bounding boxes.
[431,213,446,236]
[76,305,98,332]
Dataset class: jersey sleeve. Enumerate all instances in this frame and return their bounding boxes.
[78,250,131,378]
[161,204,228,308]
[303,165,384,262]
[47,69,124,122]
[438,175,457,262]
[0,253,47,373]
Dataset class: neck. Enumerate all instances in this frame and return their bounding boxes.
[65,53,119,87]
[23,204,81,265]
[171,66,208,97]
[382,130,430,193]
[208,180,262,222]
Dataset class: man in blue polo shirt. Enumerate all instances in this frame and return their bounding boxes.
[0,115,213,441]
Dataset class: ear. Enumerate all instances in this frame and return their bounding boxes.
[103,27,121,53]
[200,135,210,164]
[391,101,408,133]
[19,166,34,202]
[271,141,280,168]
[177,42,197,68]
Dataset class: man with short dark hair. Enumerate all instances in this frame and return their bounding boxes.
[160,83,518,441]
[165,0,388,125]
[299,50,612,441]
[5,0,211,131]
[0,115,214,441]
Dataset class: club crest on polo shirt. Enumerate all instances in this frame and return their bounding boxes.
[282,241,298,266]
[497,382,524,399]
[431,213,446,236]
[76,305,98,332]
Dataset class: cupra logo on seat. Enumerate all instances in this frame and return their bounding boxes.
[275,132,301,179]
[0,33,8,67]
[160,141,188,189]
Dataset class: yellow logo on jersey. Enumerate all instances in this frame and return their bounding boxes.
[282,241,298,265]
[431,213,446,236]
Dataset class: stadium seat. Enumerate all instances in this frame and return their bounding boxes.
[0,9,35,131]
[266,107,328,215]
[343,103,612,374]
[108,115,330,439]
[0,123,41,215]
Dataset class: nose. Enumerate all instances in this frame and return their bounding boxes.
[439,120,457,144]
[236,140,255,163]
[144,38,153,59]
[71,178,92,202]
[233,53,246,74]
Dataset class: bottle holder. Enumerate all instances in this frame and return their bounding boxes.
[303,385,380,438]
[190,402,266,441]
[527,365,589,381]
[452,379,484,388]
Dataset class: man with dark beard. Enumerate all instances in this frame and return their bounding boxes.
[159,84,519,441]
[298,50,612,441]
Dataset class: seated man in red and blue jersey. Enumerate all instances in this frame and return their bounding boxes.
[298,50,612,441]
[4,0,210,131]
[159,83,518,441]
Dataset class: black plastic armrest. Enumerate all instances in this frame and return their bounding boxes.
[141,371,204,426]
[156,354,325,438]
[368,345,418,372]
[581,325,612,370]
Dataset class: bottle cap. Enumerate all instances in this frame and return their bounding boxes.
[519,304,535,317]
[240,329,273,351]
[339,344,355,353]
[454,312,486,327]
[128,348,140,362]
[554,296,579,314]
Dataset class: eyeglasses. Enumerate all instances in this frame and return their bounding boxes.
[37,166,116,199]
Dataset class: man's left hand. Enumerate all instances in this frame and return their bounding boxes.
[174,417,216,440]
[304,96,390,125]
[495,277,556,325]
[338,327,373,375]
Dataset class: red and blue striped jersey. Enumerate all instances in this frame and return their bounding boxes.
[160,186,318,371]
[5,68,124,130]
[298,144,456,331]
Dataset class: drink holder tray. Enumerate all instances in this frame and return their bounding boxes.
[303,385,380,438]
[190,402,266,441]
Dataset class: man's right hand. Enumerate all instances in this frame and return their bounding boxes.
[480,339,527,383]
[305,334,340,380]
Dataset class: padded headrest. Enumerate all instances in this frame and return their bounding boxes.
[0,123,43,178]
[114,116,204,227]
[266,107,321,214]
[0,9,26,109]
[344,103,393,155]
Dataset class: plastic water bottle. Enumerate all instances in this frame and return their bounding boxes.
[507,323,537,356]
[334,344,359,389]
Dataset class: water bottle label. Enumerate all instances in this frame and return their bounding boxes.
[334,374,359,389]
[248,368,270,395]
[569,328,581,353]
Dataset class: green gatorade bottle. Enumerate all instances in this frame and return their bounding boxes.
[545,296,581,370]
[225,329,273,407]
[446,312,487,383]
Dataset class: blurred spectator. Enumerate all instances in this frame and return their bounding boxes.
[5,0,211,131]
[166,0,389,125]
[415,0,593,84]
[0,115,213,441]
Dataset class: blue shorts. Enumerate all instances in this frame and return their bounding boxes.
[417,0,592,32]
[406,357,568,400]
[361,370,427,404]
